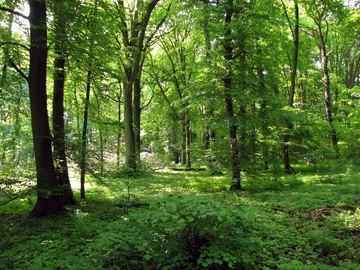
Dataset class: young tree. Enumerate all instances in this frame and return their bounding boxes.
[304,0,341,151]
[281,0,299,173]
[110,0,170,171]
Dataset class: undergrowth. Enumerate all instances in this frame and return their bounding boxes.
[1,165,360,269]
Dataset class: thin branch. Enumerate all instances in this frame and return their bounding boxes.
[9,59,29,82]
[0,7,28,20]
[144,3,172,52]
[0,41,30,51]
[280,0,294,38]
[141,85,155,111]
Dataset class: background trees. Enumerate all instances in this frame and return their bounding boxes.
[0,0,360,215]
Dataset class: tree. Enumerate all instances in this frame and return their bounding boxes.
[51,0,76,205]
[28,0,65,216]
[110,0,170,171]
[281,0,299,173]
[148,18,197,169]
[305,0,341,151]
[0,0,72,216]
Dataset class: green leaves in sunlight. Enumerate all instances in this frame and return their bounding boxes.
[87,195,261,270]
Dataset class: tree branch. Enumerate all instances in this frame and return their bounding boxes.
[144,3,172,52]
[9,59,29,82]
[0,7,28,20]
[0,41,30,51]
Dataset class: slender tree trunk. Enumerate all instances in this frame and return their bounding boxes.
[282,0,299,174]
[99,129,104,176]
[52,1,76,205]
[80,70,91,199]
[117,90,122,167]
[29,0,65,217]
[53,56,76,205]
[117,0,162,172]
[223,0,240,190]
[133,74,141,165]
[185,111,191,169]
[181,116,187,166]
[317,25,338,150]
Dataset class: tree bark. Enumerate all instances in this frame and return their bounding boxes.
[223,0,241,190]
[29,0,65,217]
[282,0,299,174]
[80,70,91,199]
[133,74,142,166]
[117,0,162,171]
[317,23,338,150]
[185,110,191,169]
[123,78,136,170]
[52,0,76,205]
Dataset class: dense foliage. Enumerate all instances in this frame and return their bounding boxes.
[1,167,360,269]
[0,0,360,268]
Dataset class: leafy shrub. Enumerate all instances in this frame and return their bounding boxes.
[306,230,355,265]
[88,196,260,269]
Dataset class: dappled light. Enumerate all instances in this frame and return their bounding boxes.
[1,0,360,268]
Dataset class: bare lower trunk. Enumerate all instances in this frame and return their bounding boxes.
[124,79,136,170]
[318,24,338,151]
[185,113,191,169]
[133,75,141,166]
[80,70,91,199]
[29,0,65,217]
[53,56,76,205]
[223,0,241,190]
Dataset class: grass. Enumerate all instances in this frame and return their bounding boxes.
[1,165,360,269]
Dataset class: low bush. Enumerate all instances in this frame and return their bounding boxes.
[88,196,260,269]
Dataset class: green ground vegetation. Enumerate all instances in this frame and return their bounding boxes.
[1,164,360,269]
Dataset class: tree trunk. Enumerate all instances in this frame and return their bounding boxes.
[223,0,240,190]
[317,25,338,150]
[181,118,187,166]
[124,78,136,170]
[29,0,65,217]
[99,129,104,176]
[52,0,76,205]
[185,111,191,169]
[80,70,91,199]
[53,56,76,205]
[282,0,299,174]
[133,74,141,166]
[117,89,122,167]
[117,0,162,172]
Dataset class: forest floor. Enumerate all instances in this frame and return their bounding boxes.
[1,164,360,269]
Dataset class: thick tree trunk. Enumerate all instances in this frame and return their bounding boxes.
[29,0,65,217]
[124,79,136,170]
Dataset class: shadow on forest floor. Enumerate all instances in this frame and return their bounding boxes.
[1,165,360,269]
